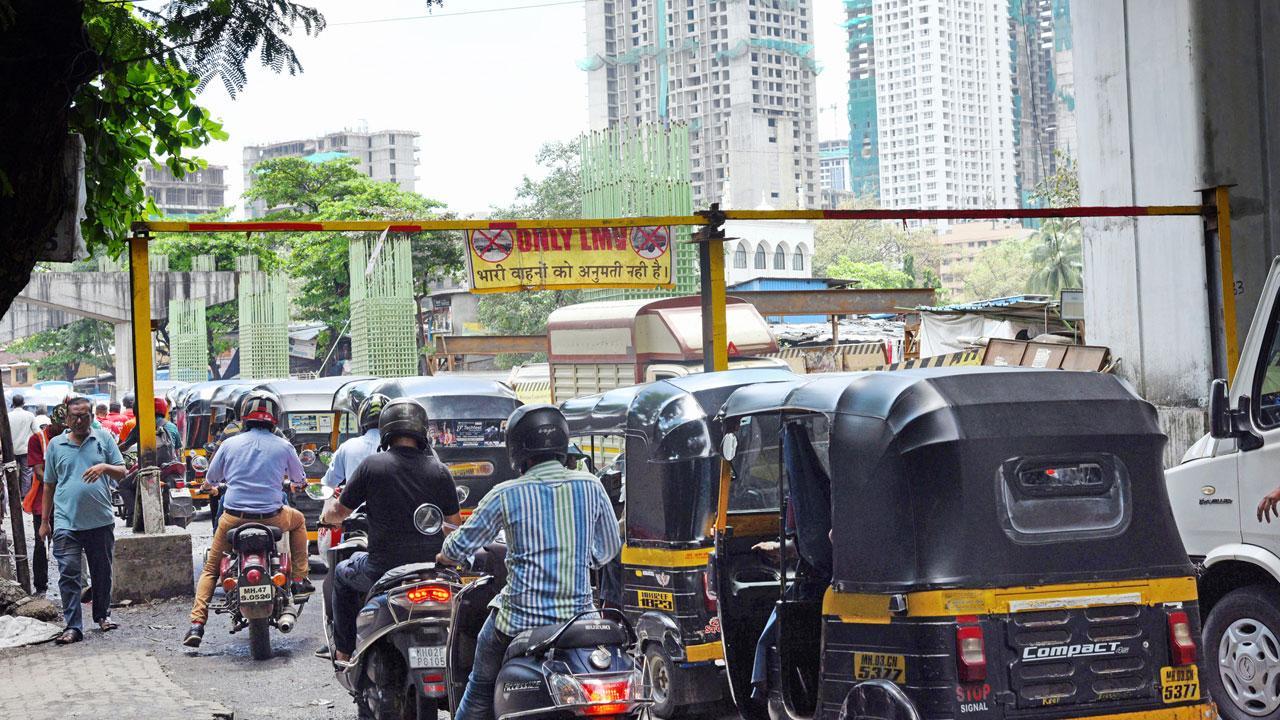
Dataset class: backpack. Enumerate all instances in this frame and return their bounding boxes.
[155,425,178,466]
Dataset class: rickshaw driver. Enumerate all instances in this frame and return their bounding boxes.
[436,404,622,720]
[321,394,389,489]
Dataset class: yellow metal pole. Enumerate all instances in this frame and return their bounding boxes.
[707,237,728,372]
[128,232,162,533]
[1215,186,1240,381]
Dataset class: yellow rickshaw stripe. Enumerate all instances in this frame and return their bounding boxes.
[620,545,713,568]
[1065,705,1214,720]
[684,642,724,662]
[825,577,1198,619]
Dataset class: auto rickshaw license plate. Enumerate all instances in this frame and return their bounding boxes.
[1160,665,1199,703]
[853,652,906,682]
[637,590,674,611]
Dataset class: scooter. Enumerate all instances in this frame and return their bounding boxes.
[323,499,462,720]
[433,504,650,720]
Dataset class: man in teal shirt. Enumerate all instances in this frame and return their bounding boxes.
[38,395,126,644]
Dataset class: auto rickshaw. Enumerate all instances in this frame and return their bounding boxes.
[560,368,797,718]
[255,376,374,556]
[713,368,1213,720]
[363,376,521,513]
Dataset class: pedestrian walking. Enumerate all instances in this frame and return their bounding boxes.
[22,403,68,596]
[9,393,39,505]
[37,396,126,644]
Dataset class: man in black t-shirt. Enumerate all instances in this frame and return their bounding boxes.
[321,398,462,663]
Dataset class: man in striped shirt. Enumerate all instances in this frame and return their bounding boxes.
[439,404,621,720]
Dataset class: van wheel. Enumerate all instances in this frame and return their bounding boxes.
[645,645,685,719]
[1205,585,1280,720]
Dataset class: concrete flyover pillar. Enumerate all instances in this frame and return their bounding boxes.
[113,322,135,395]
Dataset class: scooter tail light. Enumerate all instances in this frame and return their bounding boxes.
[174,480,185,489]
[580,676,634,716]
[956,625,987,682]
[405,584,452,604]
[221,577,237,592]
[1168,610,1198,665]
[421,673,447,697]
[245,569,262,585]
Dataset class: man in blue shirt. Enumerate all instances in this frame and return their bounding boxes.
[439,405,620,720]
[37,395,126,645]
[182,389,311,648]
[320,393,387,489]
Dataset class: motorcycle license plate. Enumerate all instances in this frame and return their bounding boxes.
[409,646,446,669]
[238,585,273,603]
[170,488,190,498]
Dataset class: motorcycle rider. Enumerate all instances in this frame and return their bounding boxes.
[182,389,313,648]
[319,397,463,663]
[320,393,388,489]
[437,404,621,720]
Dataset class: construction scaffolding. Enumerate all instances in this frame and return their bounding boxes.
[167,298,207,383]
[236,256,289,380]
[349,234,418,377]
[581,122,696,301]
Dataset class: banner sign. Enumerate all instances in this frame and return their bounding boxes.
[466,225,674,293]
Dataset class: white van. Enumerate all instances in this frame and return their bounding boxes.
[1166,257,1280,720]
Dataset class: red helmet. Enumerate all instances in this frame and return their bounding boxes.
[153,397,168,418]
[238,390,281,426]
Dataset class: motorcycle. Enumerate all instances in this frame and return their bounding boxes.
[433,504,651,720]
[323,495,462,720]
[113,452,194,529]
[208,499,311,660]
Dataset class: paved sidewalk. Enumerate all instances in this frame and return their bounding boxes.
[0,647,232,719]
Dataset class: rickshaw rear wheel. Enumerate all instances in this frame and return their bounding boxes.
[644,645,686,718]
[1205,584,1280,720]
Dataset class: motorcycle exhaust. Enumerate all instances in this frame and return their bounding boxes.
[278,611,297,634]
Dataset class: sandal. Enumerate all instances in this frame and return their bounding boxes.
[98,619,119,632]
[54,629,83,645]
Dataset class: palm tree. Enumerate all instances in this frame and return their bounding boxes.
[1027,218,1083,297]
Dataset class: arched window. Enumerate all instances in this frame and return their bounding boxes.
[754,243,767,269]
[733,244,748,269]
[793,247,806,271]
[773,245,787,270]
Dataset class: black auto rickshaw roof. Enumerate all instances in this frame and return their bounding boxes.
[563,368,797,441]
[719,366,1194,592]
[367,376,520,419]
[181,380,254,414]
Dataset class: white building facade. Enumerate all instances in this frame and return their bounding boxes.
[871,0,1017,210]
[723,219,815,285]
[242,129,419,217]
[584,0,820,210]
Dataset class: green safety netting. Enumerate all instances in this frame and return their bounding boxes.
[580,122,696,302]
[237,257,289,380]
[168,298,208,383]
[349,235,417,377]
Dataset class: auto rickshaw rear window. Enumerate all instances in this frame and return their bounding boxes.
[998,454,1132,544]
[728,415,781,512]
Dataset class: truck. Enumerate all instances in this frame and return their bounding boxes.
[1166,256,1280,720]
[546,296,786,402]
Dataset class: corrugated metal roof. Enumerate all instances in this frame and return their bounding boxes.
[916,294,1054,313]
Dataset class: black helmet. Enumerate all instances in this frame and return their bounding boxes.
[505,404,569,472]
[358,393,390,433]
[379,397,429,450]
[238,389,282,427]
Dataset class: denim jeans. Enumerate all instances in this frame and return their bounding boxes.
[52,524,115,632]
[455,611,515,720]
[333,551,383,655]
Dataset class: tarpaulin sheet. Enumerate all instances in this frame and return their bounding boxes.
[0,615,62,649]
[918,313,1043,357]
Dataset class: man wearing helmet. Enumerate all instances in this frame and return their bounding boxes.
[320,393,388,489]
[182,389,312,648]
[439,404,621,720]
[319,397,463,663]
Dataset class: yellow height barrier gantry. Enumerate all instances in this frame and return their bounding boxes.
[128,192,1232,502]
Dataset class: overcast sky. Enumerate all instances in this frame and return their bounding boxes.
[193,0,850,216]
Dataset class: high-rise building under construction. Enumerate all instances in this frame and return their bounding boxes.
[582,0,820,211]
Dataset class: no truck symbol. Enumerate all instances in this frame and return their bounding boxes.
[472,229,514,263]
[631,226,670,259]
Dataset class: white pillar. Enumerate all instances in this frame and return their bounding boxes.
[114,322,134,396]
